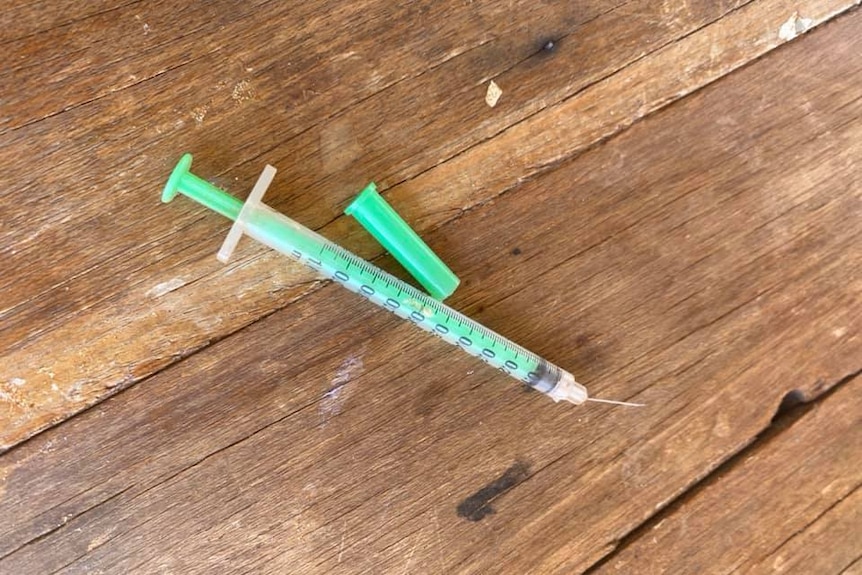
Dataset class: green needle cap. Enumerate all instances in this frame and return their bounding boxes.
[346,183,460,300]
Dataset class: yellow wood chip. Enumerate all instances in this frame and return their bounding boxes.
[485,80,502,107]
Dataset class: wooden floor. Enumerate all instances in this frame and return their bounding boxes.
[1,1,860,573]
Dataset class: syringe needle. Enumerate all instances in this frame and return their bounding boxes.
[585,397,646,407]
[545,373,643,407]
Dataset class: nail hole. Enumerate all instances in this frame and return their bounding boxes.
[772,389,806,422]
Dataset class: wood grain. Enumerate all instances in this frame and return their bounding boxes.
[2,0,858,449]
[749,489,861,574]
[1,9,859,573]
[0,1,137,44]
[592,376,861,574]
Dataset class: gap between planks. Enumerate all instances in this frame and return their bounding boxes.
[583,368,862,574]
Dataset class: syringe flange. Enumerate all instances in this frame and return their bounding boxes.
[217,165,277,263]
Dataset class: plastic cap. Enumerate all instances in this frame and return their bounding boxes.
[345,183,460,300]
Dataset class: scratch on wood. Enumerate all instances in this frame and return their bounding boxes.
[87,527,117,552]
[402,540,418,575]
[146,278,185,298]
[0,462,12,500]
[431,510,445,571]
[320,117,362,174]
[337,527,346,564]
[319,355,364,425]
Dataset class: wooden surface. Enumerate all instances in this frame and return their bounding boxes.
[594,378,861,574]
[3,0,860,449]
[1,1,860,573]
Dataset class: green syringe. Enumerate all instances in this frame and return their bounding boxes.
[162,154,641,407]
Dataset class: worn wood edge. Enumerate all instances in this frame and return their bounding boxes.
[588,374,861,574]
[1,0,858,451]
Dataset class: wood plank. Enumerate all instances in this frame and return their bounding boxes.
[2,0,858,449]
[749,488,861,574]
[1,10,859,573]
[592,377,861,574]
[0,1,137,44]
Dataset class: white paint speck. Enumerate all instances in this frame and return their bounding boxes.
[9,377,25,387]
[147,278,185,298]
[832,327,847,338]
[485,80,502,108]
[779,12,813,41]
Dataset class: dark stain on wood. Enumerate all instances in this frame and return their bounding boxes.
[570,332,605,375]
[414,377,449,417]
[457,460,531,521]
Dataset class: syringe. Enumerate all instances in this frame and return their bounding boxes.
[162,154,642,406]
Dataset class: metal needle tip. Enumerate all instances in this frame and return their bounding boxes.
[586,397,646,407]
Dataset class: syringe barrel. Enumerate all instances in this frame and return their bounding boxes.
[236,202,587,403]
[162,154,589,405]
